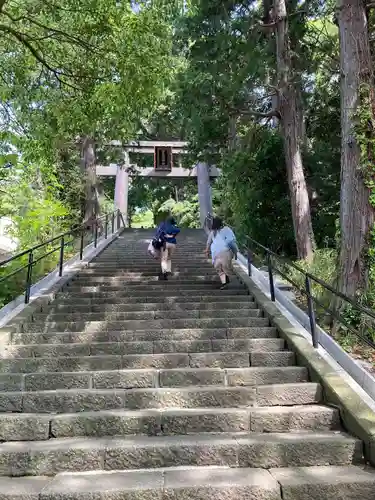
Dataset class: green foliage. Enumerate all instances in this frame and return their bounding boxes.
[131,210,154,229]
[159,196,200,228]
[218,127,296,255]
[0,0,181,310]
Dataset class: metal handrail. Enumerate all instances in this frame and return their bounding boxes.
[205,213,375,350]
[0,209,125,305]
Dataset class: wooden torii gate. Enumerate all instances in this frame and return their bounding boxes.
[96,141,220,227]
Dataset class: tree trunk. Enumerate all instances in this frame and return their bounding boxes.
[273,0,315,260]
[81,136,100,224]
[228,115,238,151]
[337,0,375,297]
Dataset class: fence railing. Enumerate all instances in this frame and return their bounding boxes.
[0,210,125,306]
[205,213,375,352]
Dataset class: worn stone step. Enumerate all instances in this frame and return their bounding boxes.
[50,295,253,305]
[86,263,216,270]
[48,301,257,313]
[0,432,361,476]
[95,256,207,260]
[12,466,280,500]
[79,270,219,276]
[1,338,285,359]
[22,317,268,333]
[63,284,247,294]
[0,354,187,373]
[56,290,253,303]
[1,366,308,392]
[270,465,375,499]
[32,308,261,323]
[0,383,322,413]
[89,263,215,269]
[74,275,221,283]
[0,351,295,374]
[49,405,339,438]
[0,404,340,442]
[11,327,279,345]
[56,289,250,299]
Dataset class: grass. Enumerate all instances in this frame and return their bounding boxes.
[276,248,375,374]
[131,210,154,228]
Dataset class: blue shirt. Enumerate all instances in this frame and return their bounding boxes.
[156,222,180,245]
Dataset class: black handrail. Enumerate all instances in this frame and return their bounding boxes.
[0,209,125,306]
[205,213,375,351]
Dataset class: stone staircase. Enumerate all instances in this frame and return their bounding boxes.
[0,229,374,499]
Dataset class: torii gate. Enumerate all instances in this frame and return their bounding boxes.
[96,141,220,227]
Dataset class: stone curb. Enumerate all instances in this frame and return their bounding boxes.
[233,262,375,466]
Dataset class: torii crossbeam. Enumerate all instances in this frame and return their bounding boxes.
[97,141,220,227]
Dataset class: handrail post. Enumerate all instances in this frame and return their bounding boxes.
[80,230,84,260]
[305,275,318,348]
[267,252,276,301]
[94,220,98,248]
[25,251,33,304]
[59,236,65,277]
[105,214,108,239]
[117,209,121,231]
[247,248,252,277]
[111,212,115,234]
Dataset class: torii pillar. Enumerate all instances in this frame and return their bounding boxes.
[114,152,129,227]
[196,162,212,227]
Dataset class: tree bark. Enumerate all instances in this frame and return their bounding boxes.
[81,136,100,224]
[337,0,375,297]
[228,114,238,152]
[273,0,315,260]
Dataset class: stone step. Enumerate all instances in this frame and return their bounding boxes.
[0,383,322,413]
[75,277,224,284]
[4,366,307,392]
[51,295,254,305]
[21,317,268,333]
[8,467,281,500]
[34,308,261,323]
[48,301,257,313]
[0,432,361,476]
[52,290,254,306]
[86,262,216,269]
[270,465,375,499]
[0,405,340,441]
[11,327,279,345]
[90,260,214,266]
[1,338,285,358]
[0,351,296,374]
[56,289,250,299]
[74,275,221,282]
[63,284,247,293]
[18,465,375,500]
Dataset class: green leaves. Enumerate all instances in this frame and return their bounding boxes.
[0,153,17,168]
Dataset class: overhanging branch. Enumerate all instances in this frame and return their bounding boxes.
[0,24,82,90]
[0,24,57,71]
[2,10,93,50]
[231,108,281,119]
[259,21,278,28]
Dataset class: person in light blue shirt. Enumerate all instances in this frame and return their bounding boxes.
[205,217,238,289]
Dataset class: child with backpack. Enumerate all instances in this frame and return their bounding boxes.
[150,216,180,280]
